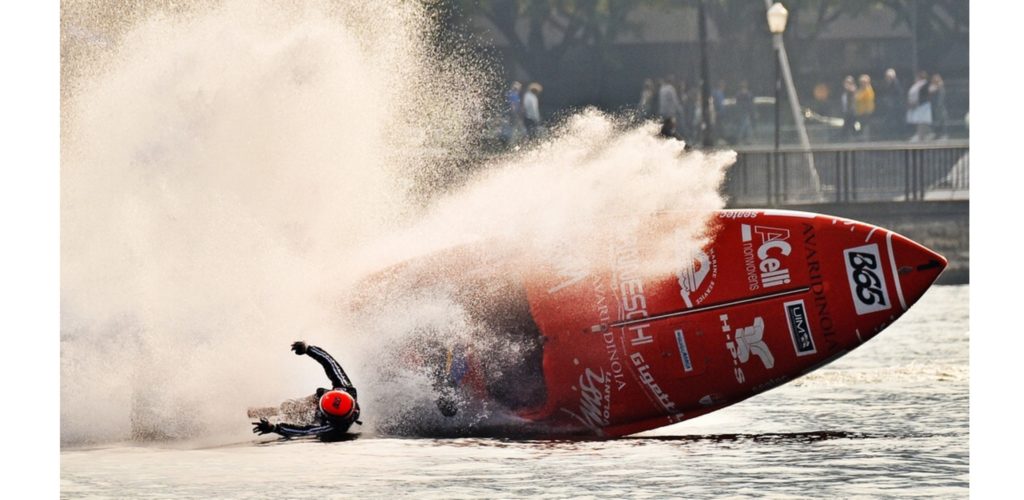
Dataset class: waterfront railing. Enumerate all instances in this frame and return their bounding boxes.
[725,141,969,207]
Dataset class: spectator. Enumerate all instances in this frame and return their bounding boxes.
[659,116,677,139]
[691,84,707,139]
[657,77,681,121]
[638,79,656,120]
[735,81,755,144]
[683,83,700,142]
[840,75,857,139]
[812,82,831,115]
[711,80,727,127]
[503,81,524,146]
[929,73,948,139]
[878,68,905,140]
[675,79,691,141]
[523,82,543,139]
[506,81,523,120]
[854,74,876,139]
[906,70,932,141]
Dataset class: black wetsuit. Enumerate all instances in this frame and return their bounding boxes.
[271,345,361,441]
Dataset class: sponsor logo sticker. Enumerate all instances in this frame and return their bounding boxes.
[741,224,793,291]
[676,249,717,308]
[720,314,775,384]
[783,300,816,356]
[843,244,891,315]
[674,329,694,372]
[718,210,759,219]
[614,242,653,346]
[560,358,611,434]
[630,352,680,417]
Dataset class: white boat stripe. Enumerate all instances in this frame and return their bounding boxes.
[865,228,878,242]
[761,209,817,218]
[886,232,907,310]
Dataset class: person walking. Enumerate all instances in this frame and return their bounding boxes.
[853,74,876,140]
[878,68,905,140]
[638,79,656,120]
[929,73,948,139]
[711,80,727,129]
[734,81,755,144]
[676,79,692,141]
[523,82,543,140]
[657,77,681,124]
[689,85,702,133]
[504,81,525,145]
[906,70,933,141]
[840,75,857,140]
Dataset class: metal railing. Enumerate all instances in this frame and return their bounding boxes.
[724,141,969,206]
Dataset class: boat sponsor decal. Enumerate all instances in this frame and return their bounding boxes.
[720,314,775,384]
[630,352,680,417]
[676,248,718,308]
[844,243,892,315]
[590,276,611,334]
[600,328,629,393]
[560,359,612,433]
[783,299,816,356]
[674,329,694,372]
[718,210,759,219]
[613,243,652,346]
[741,224,793,291]
[625,324,652,347]
[803,223,840,353]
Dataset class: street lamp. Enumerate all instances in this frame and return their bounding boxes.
[767,2,788,154]
[698,0,712,148]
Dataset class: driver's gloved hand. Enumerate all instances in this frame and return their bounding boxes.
[252,418,277,435]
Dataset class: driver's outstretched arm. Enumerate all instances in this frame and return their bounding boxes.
[292,341,357,396]
[275,421,335,438]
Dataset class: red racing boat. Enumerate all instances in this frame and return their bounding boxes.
[352,209,947,438]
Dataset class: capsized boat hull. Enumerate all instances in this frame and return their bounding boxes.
[353,209,947,438]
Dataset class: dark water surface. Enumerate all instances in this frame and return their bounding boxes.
[61,285,968,498]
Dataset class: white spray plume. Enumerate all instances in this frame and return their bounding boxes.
[60,0,732,445]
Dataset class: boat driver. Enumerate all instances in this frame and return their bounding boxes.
[252,341,362,441]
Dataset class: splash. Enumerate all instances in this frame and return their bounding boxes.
[60,0,733,445]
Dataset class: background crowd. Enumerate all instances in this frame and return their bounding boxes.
[500,81,545,147]
[633,66,954,146]
[496,64,957,149]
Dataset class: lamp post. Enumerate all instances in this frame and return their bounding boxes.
[698,0,712,148]
[767,2,788,155]
[766,3,788,205]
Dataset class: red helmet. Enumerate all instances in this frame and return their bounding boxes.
[319,390,356,419]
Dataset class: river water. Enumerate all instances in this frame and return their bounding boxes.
[61,284,968,498]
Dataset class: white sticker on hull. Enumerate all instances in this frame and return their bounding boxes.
[784,299,817,356]
[720,314,775,384]
[843,243,892,315]
[741,224,793,291]
[677,249,717,308]
[674,329,694,372]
